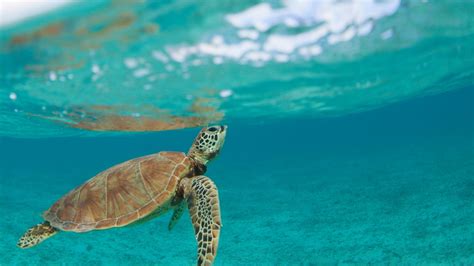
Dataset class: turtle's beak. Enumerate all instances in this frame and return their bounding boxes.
[217,125,227,149]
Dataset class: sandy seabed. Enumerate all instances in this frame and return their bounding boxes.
[2,133,473,265]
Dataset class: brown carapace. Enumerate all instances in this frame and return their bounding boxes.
[17,125,227,266]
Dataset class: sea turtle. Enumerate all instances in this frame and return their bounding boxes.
[18,125,227,266]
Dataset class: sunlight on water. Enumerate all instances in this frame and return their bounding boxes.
[1,1,474,265]
[1,0,473,138]
[168,0,401,61]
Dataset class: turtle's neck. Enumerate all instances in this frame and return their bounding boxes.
[187,150,208,165]
[187,149,214,175]
[190,157,207,176]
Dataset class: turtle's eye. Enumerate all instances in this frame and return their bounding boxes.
[208,126,218,132]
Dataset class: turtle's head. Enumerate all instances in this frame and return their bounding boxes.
[188,125,227,165]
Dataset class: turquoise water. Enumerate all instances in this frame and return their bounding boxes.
[1,0,474,265]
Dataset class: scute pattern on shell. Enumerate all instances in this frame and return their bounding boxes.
[43,152,192,232]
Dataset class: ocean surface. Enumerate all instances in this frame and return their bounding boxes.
[1,0,473,265]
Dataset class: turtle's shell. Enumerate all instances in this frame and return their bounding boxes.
[43,152,192,232]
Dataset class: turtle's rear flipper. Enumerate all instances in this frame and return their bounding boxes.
[184,176,221,266]
[17,222,57,248]
[168,201,186,231]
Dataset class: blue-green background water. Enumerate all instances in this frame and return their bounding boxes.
[1,86,473,265]
[1,0,474,265]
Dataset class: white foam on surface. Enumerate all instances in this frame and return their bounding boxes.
[124,58,139,69]
[0,0,73,28]
[381,29,394,40]
[9,92,17,101]
[162,0,400,65]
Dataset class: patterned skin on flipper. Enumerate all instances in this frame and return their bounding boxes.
[184,176,221,266]
[17,222,57,249]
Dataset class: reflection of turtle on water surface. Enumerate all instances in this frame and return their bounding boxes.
[18,125,228,266]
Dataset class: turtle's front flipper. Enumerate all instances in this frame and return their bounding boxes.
[168,201,186,231]
[17,221,57,248]
[183,176,222,266]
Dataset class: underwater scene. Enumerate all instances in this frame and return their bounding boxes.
[1,0,473,265]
